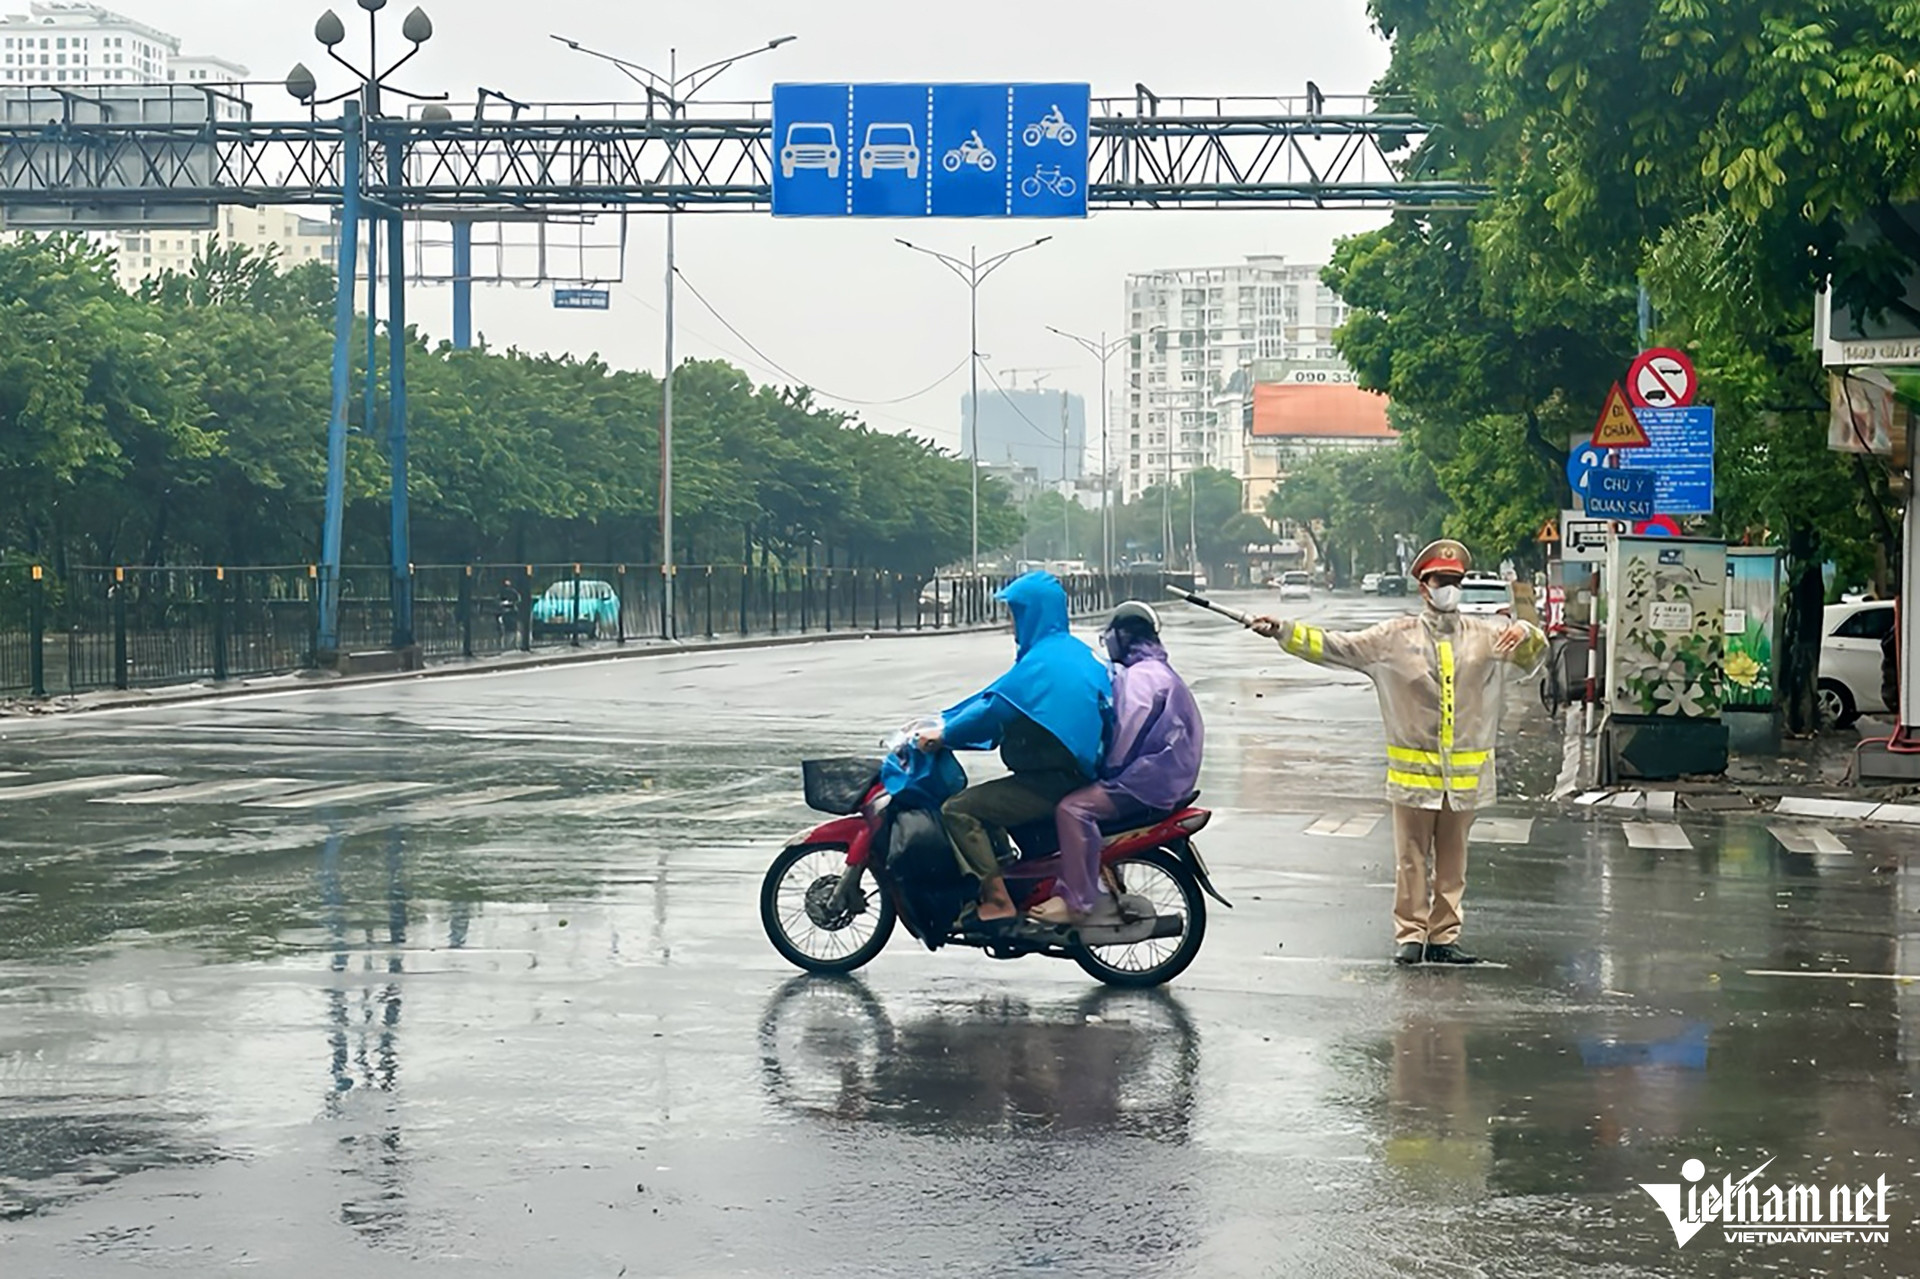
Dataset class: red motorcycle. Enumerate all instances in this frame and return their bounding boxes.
[760,753,1227,988]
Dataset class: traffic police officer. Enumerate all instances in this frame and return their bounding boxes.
[1252,540,1547,965]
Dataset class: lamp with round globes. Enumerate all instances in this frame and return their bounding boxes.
[285,62,317,103]
[315,11,345,47]
[357,0,387,11]
[401,7,432,44]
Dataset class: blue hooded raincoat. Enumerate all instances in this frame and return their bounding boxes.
[938,572,1112,779]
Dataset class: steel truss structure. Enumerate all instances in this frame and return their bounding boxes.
[0,87,1481,216]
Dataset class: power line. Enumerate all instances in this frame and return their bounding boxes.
[672,266,971,407]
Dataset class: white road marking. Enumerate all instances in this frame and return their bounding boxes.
[1868,803,1920,826]
[93,777,311,805]
[1261,955,1513,970]
[1769,825,1851,856]
[245,781,436,810]
[1306,812,1382,838]
[1575,791,1610,806]
[0,774,170,801]
[531,793,665,817]
[1644,791,1676,817]
[1623,822,1692,850]
[1605,791,1645,810]
[397,784,561,813]
[1745,969,1920,981]
[1473,817,1534,844]
[1773,796,1881,821]
[0,772,23,781]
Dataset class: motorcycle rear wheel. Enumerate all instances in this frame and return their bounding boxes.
[760,844,896,974]
[1073,847,1207,988]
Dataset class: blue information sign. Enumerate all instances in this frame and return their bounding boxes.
[1584,467,1658,519]
[553,287,610,310]
[1632,406,1714,515]
[1566,443,1615,501]
[772,82,1089,218]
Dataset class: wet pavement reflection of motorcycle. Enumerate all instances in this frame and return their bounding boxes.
[757,976,1199,1139]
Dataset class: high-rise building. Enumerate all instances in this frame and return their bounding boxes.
[0,2,176,86]
[960,387,1087,486]
[1119,255,1351,503]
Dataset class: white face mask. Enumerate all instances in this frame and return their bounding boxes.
[1427,584,1463,612]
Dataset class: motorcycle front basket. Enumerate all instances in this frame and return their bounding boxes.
[800,757,879,816]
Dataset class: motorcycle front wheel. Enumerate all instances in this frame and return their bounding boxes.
[942,150,963,172]
[1022,125,1043,147]
[978,152,997,172]
[1074,847,1207,988]
[1058,125,1078,146]
[760,844,896,974]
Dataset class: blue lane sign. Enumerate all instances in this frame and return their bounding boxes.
[772,82,1089,218]
[1584,467,1658,519]
[1632,406,1714,515]
[553,287,610,311]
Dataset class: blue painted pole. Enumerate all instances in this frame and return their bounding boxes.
[364,197,378,447]
[451,219,472,350]
[386,130,413,649]
[319,100,362,658]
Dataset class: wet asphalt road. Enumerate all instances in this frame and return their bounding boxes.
[1,591,1917,1277]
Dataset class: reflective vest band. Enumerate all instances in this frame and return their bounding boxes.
[1285,625,1326,662]
[1437,640,1456,751]
[1385,746,1490,768]
[1388,769,1480,791]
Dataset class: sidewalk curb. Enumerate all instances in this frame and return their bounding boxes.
[0,621,1017,720]
[1561,785,1920,827]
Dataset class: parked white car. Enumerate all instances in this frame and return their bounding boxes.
[1820,600,1895,727]
[1457,575,1513,618]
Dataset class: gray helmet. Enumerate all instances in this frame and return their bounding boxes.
[1108,600,1161,635]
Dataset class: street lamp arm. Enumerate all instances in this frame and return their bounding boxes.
[374,41,429,86]
[676,36,797,91]
[324,47,368,84]
[975,237,1051,284]
[550,34,673,96]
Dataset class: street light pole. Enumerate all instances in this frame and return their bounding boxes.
[552,33,796,639]
[1047,325,1127,588]
[288,3,446,658]
[899,237,1052,579]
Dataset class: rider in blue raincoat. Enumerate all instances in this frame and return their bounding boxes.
[917,572,1111,928]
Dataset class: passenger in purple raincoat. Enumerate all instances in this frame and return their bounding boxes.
[1030,601,1204,925]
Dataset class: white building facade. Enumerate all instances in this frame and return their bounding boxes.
[0,2,176,85]
[1119,255,1351,503]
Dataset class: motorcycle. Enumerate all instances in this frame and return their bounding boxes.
[941,130,998,173]
[1022,105,1078,148]
[760,733,1228,988]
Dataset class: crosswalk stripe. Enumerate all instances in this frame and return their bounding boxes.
[93,777,311,805]
[0,772,23,781]
[1769,824,1851,855]
[393,785,561,816]
[1623,822,1692,850]
[0,774,170,801]
[1644,791,1676,817]
[245,781,436,810]
[1474,817,1534,844]
[1305,812,1383,838]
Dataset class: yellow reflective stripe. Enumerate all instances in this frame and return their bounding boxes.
[1449,749,1490,767]
[1437,640,1456,751]
[1388,746,1443,765]
[1513,629,1547,666]
[1283,624,1327,663]
[1387,770,1481,791]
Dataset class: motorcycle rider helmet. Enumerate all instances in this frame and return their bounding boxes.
[1101,600,1160,663]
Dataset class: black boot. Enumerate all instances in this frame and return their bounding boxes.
[1424,941,1481,965]
[1393,942,1425,966]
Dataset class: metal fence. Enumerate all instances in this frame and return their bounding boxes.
[0,562,1184,699]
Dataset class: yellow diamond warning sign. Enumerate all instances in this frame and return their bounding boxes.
[1592,382,1652,448]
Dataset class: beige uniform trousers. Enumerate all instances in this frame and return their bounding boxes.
[1391,799,1475,945]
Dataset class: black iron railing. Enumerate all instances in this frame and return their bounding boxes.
[0,562,1183,698]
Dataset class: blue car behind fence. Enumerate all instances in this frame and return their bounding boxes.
[530,579,621,638]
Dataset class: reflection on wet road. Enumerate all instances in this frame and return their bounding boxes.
[1,593,1917,1275]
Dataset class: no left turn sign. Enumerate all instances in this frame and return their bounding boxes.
[1627,347,1696,408]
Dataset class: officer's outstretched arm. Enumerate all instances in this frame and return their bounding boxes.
[1269,619,1394,673]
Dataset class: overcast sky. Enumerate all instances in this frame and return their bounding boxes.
[141,0,1394,453]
